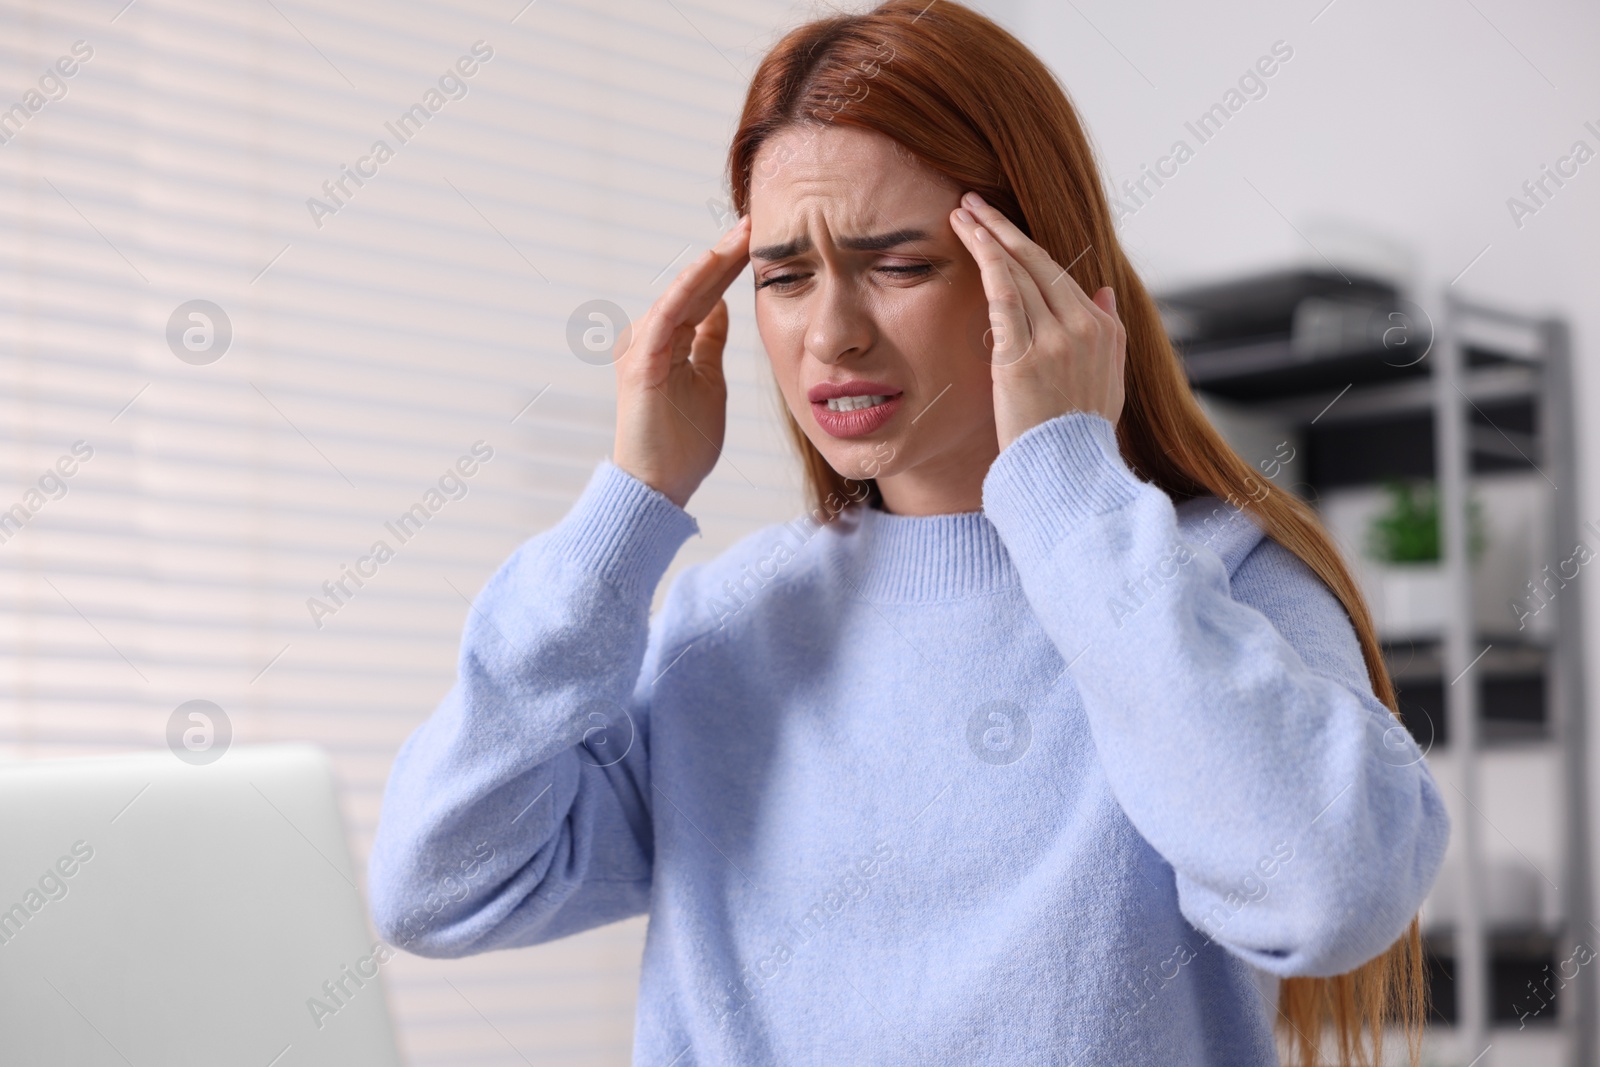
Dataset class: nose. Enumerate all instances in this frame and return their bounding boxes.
[803,269,875,367]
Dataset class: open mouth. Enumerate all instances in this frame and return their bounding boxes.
[810,391,904,439]
[824,394,894,412]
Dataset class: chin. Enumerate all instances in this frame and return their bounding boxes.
[779,394,906,483]
[815,435,901,485]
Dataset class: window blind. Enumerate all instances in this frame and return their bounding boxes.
[0,0,813,1061]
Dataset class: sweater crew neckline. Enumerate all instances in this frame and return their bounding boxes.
[820,501,1021,602]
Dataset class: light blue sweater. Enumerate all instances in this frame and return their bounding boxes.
[368,410,1450,1066]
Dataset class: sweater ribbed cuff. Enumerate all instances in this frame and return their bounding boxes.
[981,411,1145,566]
[545,460,700,604]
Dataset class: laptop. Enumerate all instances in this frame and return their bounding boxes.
[0,742,403,1066]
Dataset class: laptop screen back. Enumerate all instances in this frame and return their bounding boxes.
[0,743,403,1066]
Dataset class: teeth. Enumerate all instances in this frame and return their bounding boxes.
[825,394,889,412]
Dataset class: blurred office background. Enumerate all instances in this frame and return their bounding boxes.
[1,0,1597,1064]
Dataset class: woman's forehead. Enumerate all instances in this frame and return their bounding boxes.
[747,130,955,235]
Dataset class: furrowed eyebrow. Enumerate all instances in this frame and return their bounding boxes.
[749,227,933,261]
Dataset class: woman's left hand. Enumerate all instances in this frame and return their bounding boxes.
[950,190,1127,451]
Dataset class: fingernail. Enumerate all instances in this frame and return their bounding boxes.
[1108,287,1117,312]
[954,207,974,225]
[963,191,986,208]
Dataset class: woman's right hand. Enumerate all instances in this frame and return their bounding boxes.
[611,214,752,509]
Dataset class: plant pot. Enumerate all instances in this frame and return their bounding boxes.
[1369,561,1449,641]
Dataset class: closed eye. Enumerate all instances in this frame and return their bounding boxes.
[755,264,935,292]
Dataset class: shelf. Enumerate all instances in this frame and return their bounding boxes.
[1422,921,1564,938]
[1164,263,1544,410]
[1216,361,1540,426]
[1382,636,1554,664]
[1180,337,1430,401]
[1158,267,1398,343]
[1160,272,1588,1062]
[1384,639,1550,749]
[1395,676,1548,750]
[1416,1025,1569,1067]
[1301,399,1539,489]
[1422,926,1568,1027]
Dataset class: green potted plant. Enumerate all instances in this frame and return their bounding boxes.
[1364,478,1488,639]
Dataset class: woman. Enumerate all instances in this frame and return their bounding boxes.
[368,2,1450,1064]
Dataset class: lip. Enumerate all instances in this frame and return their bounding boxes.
[810,393,903,439]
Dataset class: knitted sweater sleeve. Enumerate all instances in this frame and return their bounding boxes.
[980,410,1451,979]
[366,460,700,957]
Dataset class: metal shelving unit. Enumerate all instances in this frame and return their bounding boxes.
[1158,270,1591,1067]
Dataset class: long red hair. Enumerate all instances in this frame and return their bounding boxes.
[724,2,1427,1063]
